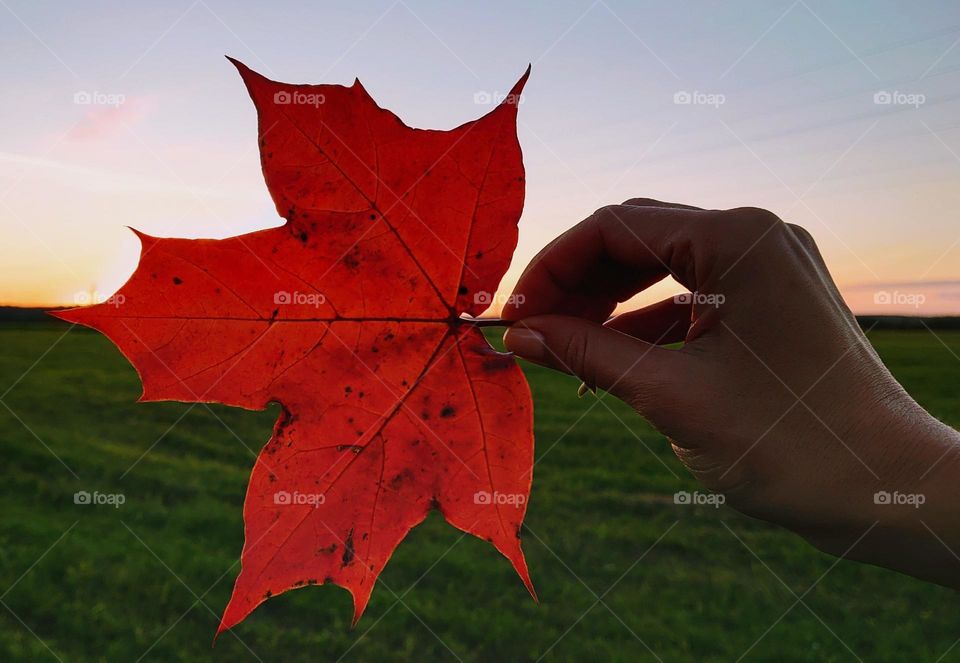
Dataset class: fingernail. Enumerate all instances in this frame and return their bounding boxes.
[503,328,546,361]
[576,382,597,398]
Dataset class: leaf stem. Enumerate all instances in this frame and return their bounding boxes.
[461,317,514,328]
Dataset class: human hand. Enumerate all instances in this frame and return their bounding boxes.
[502,198,960,586]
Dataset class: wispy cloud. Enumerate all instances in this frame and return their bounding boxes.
[0,150,230,197]
[67,95,152,141]
[844,279,960,290]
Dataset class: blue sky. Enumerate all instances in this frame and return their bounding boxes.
[1,0,959,313]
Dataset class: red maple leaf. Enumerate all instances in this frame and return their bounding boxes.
[53,58,535,633]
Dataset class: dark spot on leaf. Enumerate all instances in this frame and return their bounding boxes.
[389,469,414,489]
[458,286,468,295]
[440,405,455,418]
[482,354,513,372]
[172,277,183,285]
[342,529,355,566]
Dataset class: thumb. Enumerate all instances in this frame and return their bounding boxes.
[502,314,683,405]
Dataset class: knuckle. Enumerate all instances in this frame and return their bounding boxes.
[591,204,626,224]
[726,206,784,233]
[787,222,815,246]
[621,197,657,207]
[586,204,631,237]
[618,374,665,414]
[615,360,686,421]
[712,207,788,259]
[560,331,592,379]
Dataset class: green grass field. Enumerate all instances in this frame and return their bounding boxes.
[1,324,959,662]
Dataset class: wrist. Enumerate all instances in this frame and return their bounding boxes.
[802,400,960,587]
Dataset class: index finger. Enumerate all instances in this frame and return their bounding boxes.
[502,204,715,321]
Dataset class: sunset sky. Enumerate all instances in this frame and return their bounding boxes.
[1,0,959,314]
